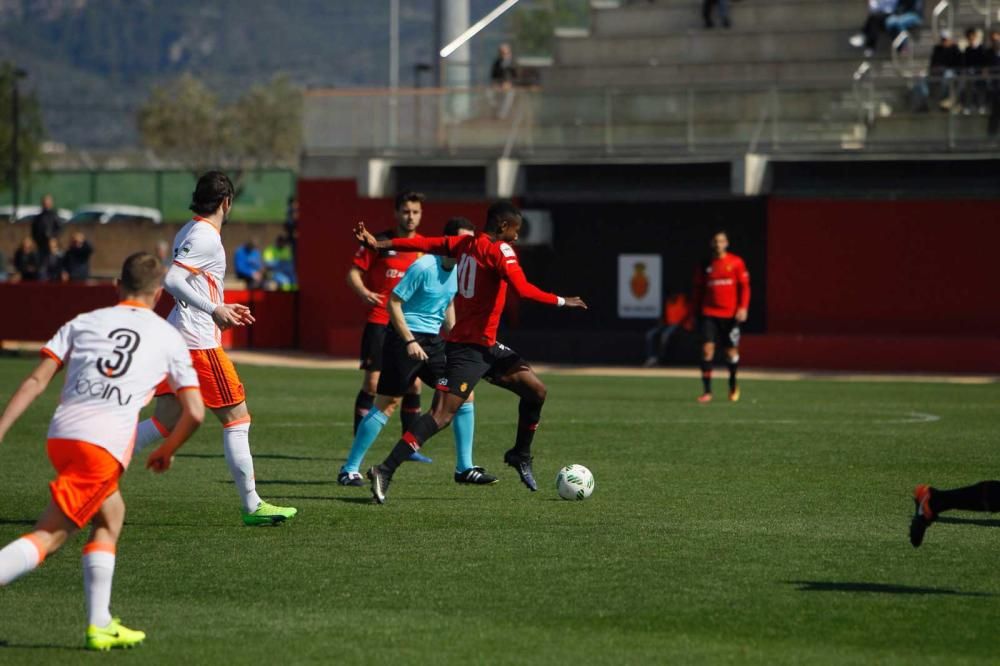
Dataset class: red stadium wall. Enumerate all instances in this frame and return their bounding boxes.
[296,179,492,357]
[0,283,295,350]
[751,199,1000,373]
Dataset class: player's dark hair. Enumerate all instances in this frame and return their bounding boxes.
[120,252,165,295]
[443,217,475,236]
[190,170,235,215]
[484,201,522,232]
[394,191,425,211]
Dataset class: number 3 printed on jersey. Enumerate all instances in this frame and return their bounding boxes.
[457,255,477,299]
[97,328,141,378]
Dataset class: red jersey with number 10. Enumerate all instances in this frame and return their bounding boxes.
[386,232,559,346]
[693,253,750,319]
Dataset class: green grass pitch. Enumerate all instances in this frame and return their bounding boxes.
[0,358,997,664]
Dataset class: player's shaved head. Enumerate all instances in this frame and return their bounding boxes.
[120,252,166,295]
[190,171,235,216]
[485,201,522,233]
[443,217,475,236]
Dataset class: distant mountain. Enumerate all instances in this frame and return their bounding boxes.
[0,0,511,150]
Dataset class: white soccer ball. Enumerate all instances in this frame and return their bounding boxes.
[556,464,595,501]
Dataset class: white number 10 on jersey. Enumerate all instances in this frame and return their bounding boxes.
[457,255,477,298]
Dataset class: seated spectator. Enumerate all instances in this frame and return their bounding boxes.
[913,30,962,111]
[850,0,899,57]
[489,43,517,119]
[885,0,923,47]
[961,27,990,115]
[263,234,296,291]
[702,0,730,29]
[63,231,94,282]
[643,293,694,367]
[13,238,41,282]
[155,239,172,268]
[234,239,265,289]
[41,238,64,282]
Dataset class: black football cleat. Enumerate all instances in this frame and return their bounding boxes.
[367,465,392,504]
[454,466,499,485]
[337,471,366,487]
[503,449,538,492]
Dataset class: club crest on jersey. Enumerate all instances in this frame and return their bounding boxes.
[178,242,192,257]
[460,382,468,393]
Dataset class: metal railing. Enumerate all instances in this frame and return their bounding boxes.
[303,79,998,158]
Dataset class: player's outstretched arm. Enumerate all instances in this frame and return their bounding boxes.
[0,357,60,445]
[504,262,588,309]
[353,222,454,256]
[147,388,205,473]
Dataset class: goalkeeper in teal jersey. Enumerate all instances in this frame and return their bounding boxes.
[337,217,497,487]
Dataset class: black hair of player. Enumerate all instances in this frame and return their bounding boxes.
[394,191,425,212]
[120,252,165,295]
[484,201,522,233]
[190,171,235,215]
[443,217,475,236]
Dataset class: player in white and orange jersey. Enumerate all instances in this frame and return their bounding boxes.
[0,252,205,651]
[133,171,297,526]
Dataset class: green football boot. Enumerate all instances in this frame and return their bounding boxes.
[86,618,146,651]
[241,500,298,526]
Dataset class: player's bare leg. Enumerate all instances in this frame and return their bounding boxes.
[725,346,741,402]
[491,363,547,491]
[699,341,715,403]
[0,500,78,585]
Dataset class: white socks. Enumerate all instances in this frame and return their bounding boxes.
[82,543,115,628]
[223,419,262,513]
[134,417,168,455]
[0,535,45,585]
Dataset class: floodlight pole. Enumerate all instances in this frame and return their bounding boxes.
[11,68,26,222]
[389,0,400,149]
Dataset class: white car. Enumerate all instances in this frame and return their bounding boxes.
[69,204,163,225]
[0,205,73,224]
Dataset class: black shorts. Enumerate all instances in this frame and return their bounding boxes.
[700,316,741,348]
[359,322,387,371]
[376,329,447,397]
[437,341,526,400]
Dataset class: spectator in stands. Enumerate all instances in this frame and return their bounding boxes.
[489,43,517,119]
[62,231,94,282]
[41,238,64,282]
[885,0,923,47]
[961,27,989,114]
[988,30,1000,136]
[13,238,41,282]
[284,196,298,251]
[155,239,172,268]
[263,234,296,291]
[234,239,265,289]
[702,0,730,29]
[914,30,962,111]
[30,194,62,268]
[643,293,694,367]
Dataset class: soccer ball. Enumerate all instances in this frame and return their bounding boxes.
[556,464,595,501]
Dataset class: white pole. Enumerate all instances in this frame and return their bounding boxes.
[440,0,521,58]
[389,0,400,148]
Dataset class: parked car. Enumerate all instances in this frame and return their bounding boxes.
[0,205,73,224]
[69,204,163,225]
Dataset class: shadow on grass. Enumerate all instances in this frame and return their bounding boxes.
[937,516,1000,528]
[331,497,377,505]
[0,518,35,526]
[224,479,334,487]
[786,581,993,597]
[0,640,81,652]
[177,453,337,462]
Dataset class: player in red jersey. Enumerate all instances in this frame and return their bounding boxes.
[346,192,429,455]
[354,201,586,502]
[692,231,750,403]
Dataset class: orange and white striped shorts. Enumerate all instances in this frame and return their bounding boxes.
[156,347,245,409]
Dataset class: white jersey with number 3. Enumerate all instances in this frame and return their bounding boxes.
[42,303,199,468]
[167,217,226,349]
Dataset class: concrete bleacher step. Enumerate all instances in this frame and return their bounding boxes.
[592,0,860,36]
[867,112,993,143]
[543,59,865,87]
[555,28,861,67]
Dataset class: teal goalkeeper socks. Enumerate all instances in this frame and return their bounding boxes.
[342,408,389,473]
[453,402,475,473]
